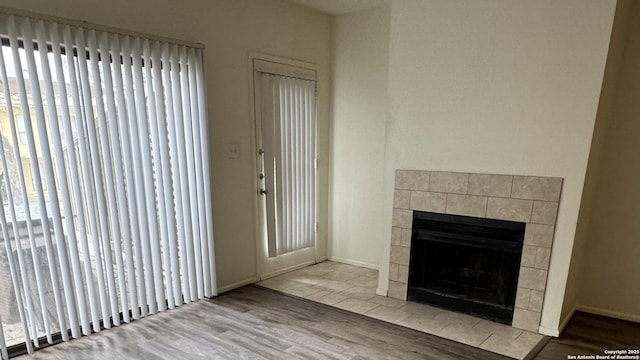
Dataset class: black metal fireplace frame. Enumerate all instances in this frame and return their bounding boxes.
[407,211,525,324]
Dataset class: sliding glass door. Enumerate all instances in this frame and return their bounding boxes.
[0,13,215,358]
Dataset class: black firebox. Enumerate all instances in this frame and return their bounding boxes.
[407,211,525,325]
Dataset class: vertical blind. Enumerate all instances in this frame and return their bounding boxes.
[258,72,316,257]
[0,13,215,357]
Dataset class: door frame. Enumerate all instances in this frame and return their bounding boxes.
[248,52,321,280]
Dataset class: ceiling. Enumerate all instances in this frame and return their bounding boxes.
[285,0,389,15]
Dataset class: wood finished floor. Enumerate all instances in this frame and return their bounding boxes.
[16,285,512,360]
[534,311,640,359]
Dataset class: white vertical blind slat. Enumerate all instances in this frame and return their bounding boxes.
[130,37,158,315]
[179,47,197,302]
[109,33,138,320]
[187,48,204,298]
[162,44,183,306]
[194,48,217,296]
[152,42,177,308]
[169,45,192,303]
[143,40,168,312]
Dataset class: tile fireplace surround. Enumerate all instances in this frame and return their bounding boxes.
[388,170,562,333]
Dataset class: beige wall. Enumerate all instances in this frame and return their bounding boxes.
[0,0,332,291]
[378,0,616,335]
[574,0,640,322]
[329,6,390,269]
[563,0,635,328]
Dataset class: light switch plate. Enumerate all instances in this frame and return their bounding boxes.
[227,142,240,159]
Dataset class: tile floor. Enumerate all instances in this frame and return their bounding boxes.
[257,260,545,360]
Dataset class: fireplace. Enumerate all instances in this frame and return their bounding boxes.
[408,211,525,325]
[387,170,562,332]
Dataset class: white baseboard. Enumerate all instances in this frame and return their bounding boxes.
[216,276,257,294]
[376,288,388,296]
[327,256,379,270]
[260,260,316,280]
[538,325,560,337]
[316,255,328,262]
[556,305,577,336]
[576,304,640,323]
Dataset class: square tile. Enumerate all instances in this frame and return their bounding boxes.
[467,174,513,197]
[315,279,352,293]
[321,270,360,282]
[511,176,562,201]
[369,295,407,308]
[347,273,378,290]
[446,194,488,217]
[387,281,407,300]
[521,245,537,268]
[333,298,378,314]
[486,197,533,222]
[364,305,411,323]
[330,263,360,273]
[391,226,402,246]
[284,283,323,298]
[524,224,554,247]
[392,208,413,229]
[512,308,541,332]
[390,246,410,266]
[339,285,377,301]
[534,247,551,269]
[410,191,446,213]
[480,332,542,360]
[346,275,378,288]
[473,319,523,340]
[528,290,544,312]
[395,170,430,191]
[518,267,547,291]
[394,189,411,209]
[398,312,449,334]
[389,263,400,281]
[429,171,469,194]
[313,291,349,306]
[515,287,531,309]
[400,228,412,247]
[531,201,559,225]
[352,267,378,278]
[438,323,492,346]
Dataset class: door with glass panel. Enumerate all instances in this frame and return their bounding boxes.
[253,58,317,279]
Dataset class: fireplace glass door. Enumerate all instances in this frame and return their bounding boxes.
[408,211,525,324]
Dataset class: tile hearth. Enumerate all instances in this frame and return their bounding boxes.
[257,261,545,359]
